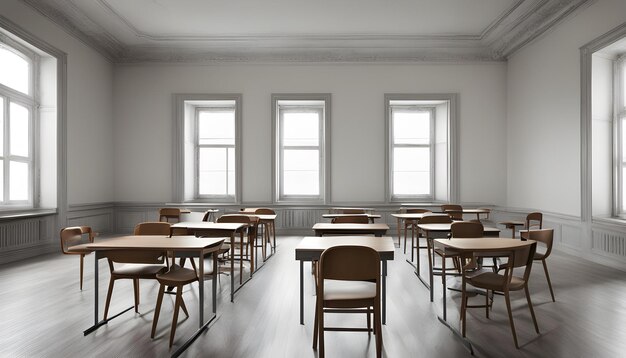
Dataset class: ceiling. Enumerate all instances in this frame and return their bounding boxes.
[21,0,591,63]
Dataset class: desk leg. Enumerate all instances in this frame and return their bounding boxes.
[300,260,304,325]
[213,251,218,314]
[442,252,447,321]
[250,229,255,277]
[382,260,387,325]
[231,234,235,303]
[94,252,98,326]
[397,218,402,248]
[427,235,434,302]
[199,251,204,328]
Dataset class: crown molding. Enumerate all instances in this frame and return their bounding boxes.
[18,0,592,63]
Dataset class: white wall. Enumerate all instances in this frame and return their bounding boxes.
[113,63,507,205]
[507,0,626,216]
[0,0,115,206]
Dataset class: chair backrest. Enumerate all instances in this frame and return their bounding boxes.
[159,208,182,223]
[525,228,554,258]
[103,249,167,265]
[406,208,431,214]
[254,208,275,215]
[331,215,370,224]
[134,222,171,236]
[450,221,484,238]
[418,214,453,224]
[441,204,463,220]
[319,245,380,282]
[507,242,537,284]
[217,214,253,224]
[526,212,543,230]
[60,226,94,254]
[341,209,367,214]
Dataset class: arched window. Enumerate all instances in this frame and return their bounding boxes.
[0,46,31,95]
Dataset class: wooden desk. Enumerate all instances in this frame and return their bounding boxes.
[238,213,278,261]
[69,235,224,357]
[312,223,389,237]
[329,207,375,214]
[443,208,491,221]
[417,223,501,302]
[322,213,382,223]
[295,236,395,325]
[433,238,536,353]
[499,221,525,238]
[171,222,249,302]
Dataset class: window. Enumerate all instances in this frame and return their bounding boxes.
[616,57,626,214]
[174,94,241,203]
[0,42,35,206]
[272,94,330,203]
[385,94,457,203]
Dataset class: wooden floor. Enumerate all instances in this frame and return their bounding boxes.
[1,235,625,357]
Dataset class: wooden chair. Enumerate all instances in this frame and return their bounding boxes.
[159,208,182,223]
[460,242,539,348]
[60,226,96,290]
[151,266,198,348]
[522,228,555,302]
[313,245,382,358]
[340,209,367,214]
[255,208,276,256]
[331,215,369,224]
[518,212,543,238]
[402,209,431,254]
[216,214,254,283]
[134,222,171,235]
[102,246,168,320]
[441,204,463,221]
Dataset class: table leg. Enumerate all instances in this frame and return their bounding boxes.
[397,218,402,247]
[300,260,304,325]
[427,235,434,302]
[199,250,204,328]
[231,234,235,303]
[94,252,98,326]
[382,260,387,325]
[212,251,217,314]
[442,250,447,321]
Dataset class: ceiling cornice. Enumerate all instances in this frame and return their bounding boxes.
[19,0,592,64]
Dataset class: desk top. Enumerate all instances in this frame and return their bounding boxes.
[418,223,500,233]
[295,236,395,260]
[172,222,247,231]
[68,235,225,252]
[312,223,390,231]
[322,213,381,219]
[237,213,277,220]
[434,238,535,252]
[442,208,491,214]
[391,213,448,219]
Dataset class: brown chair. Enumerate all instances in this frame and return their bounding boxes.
[159,208,182,223]
[255,208,276,256]
[340,209,367,214]
[441,204,463,221]
[313,245,382,358]
[102,248,168,320]
[447,221,485,272]
[151,266,198,348]
[522,228,555,302]
[460,242,539,349]
[60,226,96,290]
[331,215,369,224]
[134,222,171,235]
[518,212,543,238]
[402,209,431,254]
[217,214,255,284]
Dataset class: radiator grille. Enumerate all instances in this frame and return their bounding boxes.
[592,230,626,257]
[0,219,41,248]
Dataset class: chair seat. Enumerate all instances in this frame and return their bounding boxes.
[323,279,376,300]
[113,263,167,276]
[468,272,526,291]
[157,267,198,286]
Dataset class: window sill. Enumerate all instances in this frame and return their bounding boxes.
[0,208,57,221]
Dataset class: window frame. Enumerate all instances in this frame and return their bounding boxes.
[0,37,38,208]
[614,55,626,216]
[388,104,435,201]
[272,94,331,204]
[173,94,242,204]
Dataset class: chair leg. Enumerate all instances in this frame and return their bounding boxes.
[179,293,189,318]
[79,254,85,290]
[367,306,372,334]
[133,278,140,313]
[151,284,166,338]
[312,300,319,349]
[524,285,540,333]
[504,291,519,349]
[374,299,383,358]
[170,287,183,348]
[485,289,489,319]
[403,224,407,254]
[460,279,467,337]
[103,278,115,320]
[542,259,556,302]
[318,298,325,358]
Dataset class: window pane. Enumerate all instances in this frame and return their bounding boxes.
[0,160,3,201]
[10,102,29,157]
[0,48,29,94]
[623,166,626,210]
[0,98,3,156]
[623,118,626,160]
[198,110,235,145]
[393,110,430,145]
[198,147,229,195]
[283,112,319,146]
[228,148,235,196]
[9,161,28,201]
[393,147,430,195]
[283,149,319,195]
[623,64,626,106]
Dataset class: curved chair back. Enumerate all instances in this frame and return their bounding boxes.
[450,221,484,238]
[331,215,369,224]
[525,228,554,259]
[60,226,95,254]
[441,204,463,221]
[419,213,453,224]
[255,208,275,215]
[134,222,171,236]
[320,245,380,283]
[159,208,182,223]
[525,212,543,230]
[406,208,431,214]
[217,214,253,224]
[341,209,367,214]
